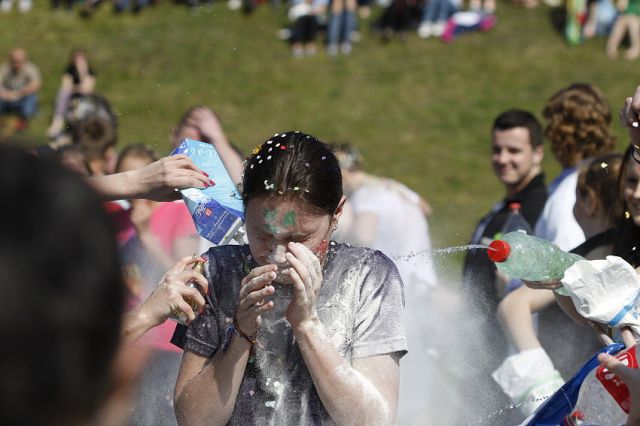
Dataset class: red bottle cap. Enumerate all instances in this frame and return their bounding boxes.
[488,239,510,262]
[507,202,522,210]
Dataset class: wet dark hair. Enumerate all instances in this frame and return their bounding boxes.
[0,145,125,425]
[492,109,543,148]
[242,131,343,215]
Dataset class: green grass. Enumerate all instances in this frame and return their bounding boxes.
[1,2,636,278]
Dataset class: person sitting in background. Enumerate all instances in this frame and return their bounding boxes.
[326,0,358,55]
[583,0,618,39]
[47,48,97,139]
[0,0,31,12]
[606,0,640,59]
[287,0,328,57]
[171,106,244,187]
[375,0,422,41]
[0,48,40,130]
[417,0,461,38]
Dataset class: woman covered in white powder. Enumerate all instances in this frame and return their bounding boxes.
[173,131,406,425]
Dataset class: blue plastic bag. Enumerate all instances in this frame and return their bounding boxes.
[525,343,625,425]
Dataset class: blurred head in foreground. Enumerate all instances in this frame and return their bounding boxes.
[0,144,125,425]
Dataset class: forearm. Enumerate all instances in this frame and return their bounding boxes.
[496,292,541,351]
[87,171,139,200]
[293,319,394,425]
[21,81,40,96]
[121,305,158,342]
[175,338,252,426]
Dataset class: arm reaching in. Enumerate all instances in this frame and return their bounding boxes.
[88,154,213,201]
[122,257,208,342]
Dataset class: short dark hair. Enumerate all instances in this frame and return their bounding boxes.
[241,131,343,215]
[0,145,125,425]
[492,109,543,148]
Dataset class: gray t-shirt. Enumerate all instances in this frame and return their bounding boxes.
[172,242,407,425]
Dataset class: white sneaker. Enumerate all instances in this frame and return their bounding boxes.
[417,22,433,38]
[1,0,13,12]
[228,0,241,10]
[18,0,30,11]
[432,21,446,37]
[327,44,338,56]
[340,42,352,55]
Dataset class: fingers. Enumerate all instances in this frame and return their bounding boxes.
[286,251,313,287]
[621,87,640,128]
[175,299,197,324]
[522,279,561,290]
[168,256,202,276]
[239,284,275,311]
[589,322,614,346]
[598,353,635,382]
[288,242,321,278]
[239,265,278,299]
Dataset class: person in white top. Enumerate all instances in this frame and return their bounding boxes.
[535,83,616,251]
[332,143,443,424]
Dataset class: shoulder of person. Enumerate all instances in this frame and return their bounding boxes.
[332,243,398,273]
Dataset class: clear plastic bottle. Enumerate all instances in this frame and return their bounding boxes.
[170,259,206,325]
[487,231,583,281]
[564,368,628,425]
[500,202,533,235]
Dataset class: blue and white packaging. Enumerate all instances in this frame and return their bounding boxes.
[171,139,244,245]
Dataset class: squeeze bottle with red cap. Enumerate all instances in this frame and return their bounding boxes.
[487,231,583,281]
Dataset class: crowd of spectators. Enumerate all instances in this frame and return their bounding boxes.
[1,0,635,58]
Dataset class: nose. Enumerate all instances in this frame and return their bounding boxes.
[496,149,509,164]
[266,243,287,265]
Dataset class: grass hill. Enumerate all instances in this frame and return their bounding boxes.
[1,1,635,279]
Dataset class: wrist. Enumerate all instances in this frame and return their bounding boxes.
[232,317,257,346]
[123,305,157,340]
[291,315,322,338]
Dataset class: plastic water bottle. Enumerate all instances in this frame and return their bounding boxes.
[500,202,533,235]
[487,231,583,281]
[564,368,628,425]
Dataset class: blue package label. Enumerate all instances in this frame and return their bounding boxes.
[171,139,244,245]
